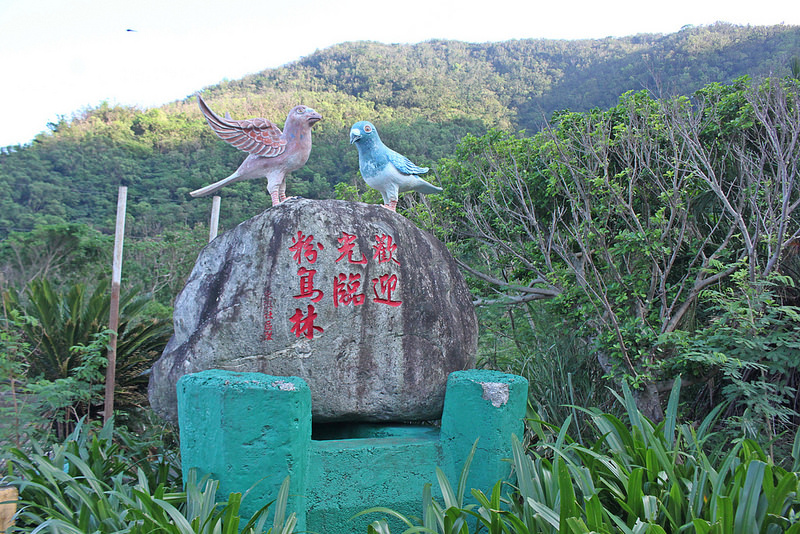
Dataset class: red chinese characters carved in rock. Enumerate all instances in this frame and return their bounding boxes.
[333,273,366,307]
[290,304,323,339]
[372,233,401,265]
[335,232,368,264]
[271,229,404,342]
[294,266,324,303]
[289,231,324,264]
[262,290,274,340]
[371,273,402,307]
[370,233,402,306]
[287,231,326,340]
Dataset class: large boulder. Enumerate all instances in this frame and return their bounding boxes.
[149,198,477,423]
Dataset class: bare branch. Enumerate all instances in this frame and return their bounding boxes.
[455,258,561,304]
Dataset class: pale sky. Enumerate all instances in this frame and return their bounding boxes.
[1,0,797,147]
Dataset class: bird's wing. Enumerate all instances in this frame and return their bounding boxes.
[198,95,287,158]
[386,148,429,175]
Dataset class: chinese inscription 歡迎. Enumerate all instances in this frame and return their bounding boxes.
[276,230,403,341]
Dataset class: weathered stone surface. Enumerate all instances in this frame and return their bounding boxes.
[149,198,477,423]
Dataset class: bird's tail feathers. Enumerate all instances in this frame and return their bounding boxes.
[189,172,243,197]
[414,180,443,195]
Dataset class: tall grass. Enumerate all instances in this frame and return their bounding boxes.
[358,378,800,533]
[2,420,296,533]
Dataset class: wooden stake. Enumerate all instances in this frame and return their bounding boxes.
[209,195,221,242]
[104,186,127,423]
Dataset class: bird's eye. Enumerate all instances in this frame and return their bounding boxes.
[364,125,372,133]
[296,107,305,114]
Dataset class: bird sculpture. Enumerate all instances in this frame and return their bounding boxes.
[349,120,442,211]
[191,95,322,205]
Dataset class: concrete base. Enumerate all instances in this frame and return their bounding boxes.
[178,369,528,533]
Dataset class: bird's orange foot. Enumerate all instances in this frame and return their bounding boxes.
[382,200,398,212]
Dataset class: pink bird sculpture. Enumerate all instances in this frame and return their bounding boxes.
[191,94,322,205]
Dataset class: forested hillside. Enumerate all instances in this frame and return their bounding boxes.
[1,23,798,243]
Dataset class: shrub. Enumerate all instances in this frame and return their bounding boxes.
[2,278,172,438]
[661,269,800,450]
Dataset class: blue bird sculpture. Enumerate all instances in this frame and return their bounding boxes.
[349,121,442,211]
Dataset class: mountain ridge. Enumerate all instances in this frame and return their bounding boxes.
[1,22,798,240]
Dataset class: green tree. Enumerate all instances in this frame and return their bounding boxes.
[0,223,110,288]
[423,77,800,421]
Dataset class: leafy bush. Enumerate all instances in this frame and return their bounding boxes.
[1,278,172,438]
[0,309,41,454]
[661,269,800,448]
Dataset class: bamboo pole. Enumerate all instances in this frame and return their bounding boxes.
[104,186,127,423]
[209,195,221,242]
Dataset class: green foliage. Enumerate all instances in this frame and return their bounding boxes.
[1,278,171,437]
[123,224,208,310]
[424,76,800,423]
[334,180,383,205]
[3,419,296,533]
[661,269,800,444]
[0,223,111,288]
[0,221,207,313]
[357,379,800,533]
[22,330,111,438]
[513,380,800,533]
[0,308,40,452]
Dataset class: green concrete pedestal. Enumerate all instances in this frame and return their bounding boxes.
[177,369,528,533]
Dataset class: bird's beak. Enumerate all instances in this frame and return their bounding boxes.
[307,108,322,125]
[349,128,361,144]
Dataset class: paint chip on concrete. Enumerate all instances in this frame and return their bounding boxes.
[271,380,297,391]
[480,382,509,407]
